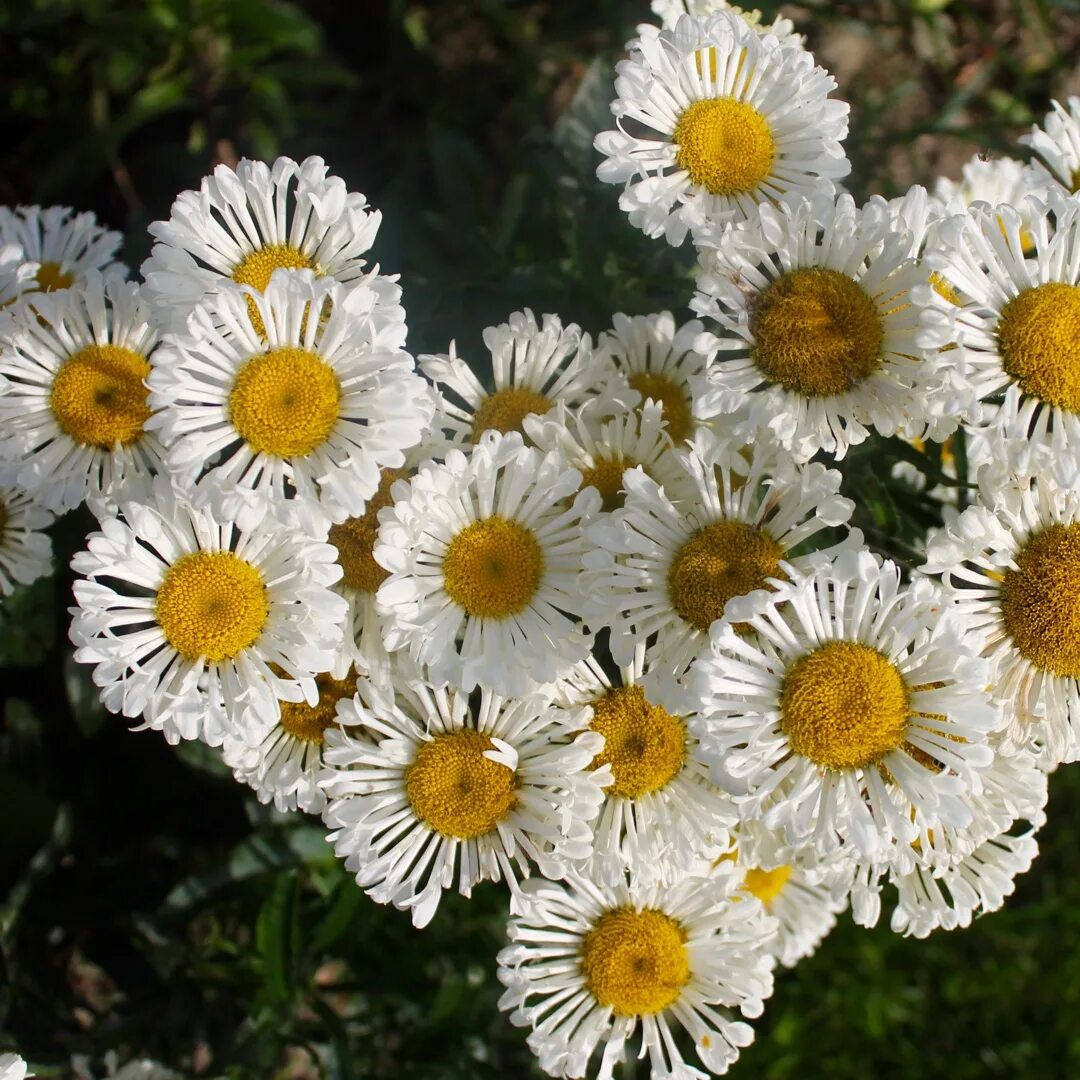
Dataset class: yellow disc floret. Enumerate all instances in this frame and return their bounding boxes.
[743,865,792,907]
[627,371,694,443]
[780,640,910,771]
[997,283,1080,412]
[1000,522,1080,677]
[442,516,544,618]
[35,262,75,293]
[589,684,686,799]
[751,268,885,397]
[231,244,315,338]
[155,551,269,662]
[49,343,152,448]
[228,346,340,458]
[472,387,552,441]
[328,468,406,594]
[667,520,785,633]
[580,454,631,512]
[580,907,691,1017]
[673,97,776,196]
[279,669,357,744]
[404,728,517,839]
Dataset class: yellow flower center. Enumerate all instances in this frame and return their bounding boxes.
[672,97,776,196]
[155,551,269,663]
[742,865,792,907]
[471,386,552,441]
[49,343,152,448]
[667,520,785,633]
[404,728,517,839]
[751,268,885,397]
[1000,522,1080,677]
[35,262,75,292]
[580,907,691,1018]
[627,371,694,443]
[997,282,1080,412]
[278,669,357,744]
[780,640,910,771]
[228,346,340,458]
[580,454,631,512]
[441,516,544,618]
[588,684,686,799]
[328,468,406,594]
[231,243,315,338]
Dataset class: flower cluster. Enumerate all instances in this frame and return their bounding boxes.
[3,1,1080,1077]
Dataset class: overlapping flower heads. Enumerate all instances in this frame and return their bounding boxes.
[3,4,1080,1077]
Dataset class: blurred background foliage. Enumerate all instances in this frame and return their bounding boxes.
[2,0,1080,1076]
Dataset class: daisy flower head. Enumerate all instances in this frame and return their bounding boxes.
[924,188,1080,452]
[0,1054,31,1080]
[148,269,433,524]
[497,872,776,1080]
[553,645,737,886]
[584,426,856,707]
[693,549,998,861]
[595,311,710,446]
[646,0,800,43]
[69,477,347,746]
[0,204,124,294]
[1019,97,1080,195]
[222,666,358,814]
[594,11,849,246]
[375,431,599,696]
[420,309,615,454]
[141,155,382,331]
[0,272,166,514]
[321,668,608,928]
[923,445,1080,765]
[0,485,53,597]
[693,191,959,461]
[933,153,1048,219]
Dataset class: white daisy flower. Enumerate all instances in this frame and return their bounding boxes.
[595,311,710,446]
[933,153,1048,219]
[692,549,998,861]
[147,269,432,524]
[0,1053,31,1080]
[0,243,39,307]
[0,204,124,293]
[0,486,53,597]
[222,666,358,814]
[320,671,608,928]
[595,11,849,246]
[584,427,855,707]
[693,191,958,461]
[69,478,347,746]
[645,0,800,42]
[1019,97,1080,195]
[553,644,737,886]
[923,446,1080,764]
[420,309,616,454]
[923,188,1080,452]
[141,155,381,330]
[375,431,599,696]
[497,872,775,1080]
[0,273,166,513]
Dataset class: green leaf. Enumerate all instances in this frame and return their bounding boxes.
[256,870,300,1003]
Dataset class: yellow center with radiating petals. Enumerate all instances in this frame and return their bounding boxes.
[49,343,152,448]
[155,551,269,662]
[442,516,544,618]
[471,387,552,440]
[580,907,690,1017]
[588,684,686,799]
[751,268,885,397]
[279,669,357,744]
[228,346,340,458]
[997,283,1080,412]
[628,371,694,443]
[673,97,776,196]
[667,520,785,632]
[328,468,406,594]
[743,865,792,907]
[231,243,315,337]
[780,640,910,771]
[1000,523,1080,677]
[35,262,75,292]
[404,728,517,839]
[580,454,631,512]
